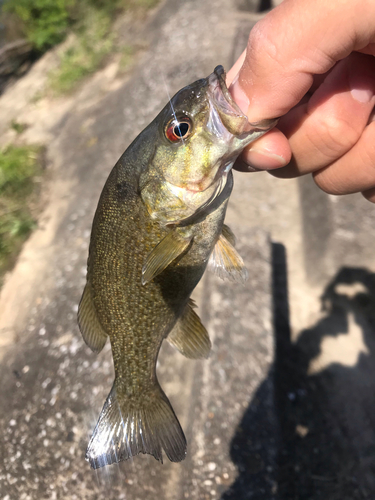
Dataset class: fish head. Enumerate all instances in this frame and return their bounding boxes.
[141,65,277,224]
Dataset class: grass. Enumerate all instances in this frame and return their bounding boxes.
[3,0,160,96]
[3,0,75,51]
[0,145,43,284]
[48,0,158,95]
[48,7,114,95]
[10,120,28,134]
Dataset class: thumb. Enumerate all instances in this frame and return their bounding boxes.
[229,0,375,122]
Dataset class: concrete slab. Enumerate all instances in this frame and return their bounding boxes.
[180,228,277,500]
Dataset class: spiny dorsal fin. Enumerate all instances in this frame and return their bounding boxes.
[86,382,186,469]
[208,234,248,284]
[78,284,108,353]
[142,230,192,285]
[222,224,236,246]
[167,299,211,359]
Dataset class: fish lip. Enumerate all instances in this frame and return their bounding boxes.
[208,65,250,135]
[208,65,279,136]
[209,65,246,120]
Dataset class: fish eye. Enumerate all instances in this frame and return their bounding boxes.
[165,116,192,142]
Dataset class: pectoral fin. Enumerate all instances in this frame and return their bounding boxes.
[222,224,236,246]
[78,283,108,353]
[208,233,248,284]
[167,299,211,359]
[142,230,192,285]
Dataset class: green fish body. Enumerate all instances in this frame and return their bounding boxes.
[78,66,276,469]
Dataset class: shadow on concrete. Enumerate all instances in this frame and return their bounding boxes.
[237,0,272,13]
[222,244,375,500]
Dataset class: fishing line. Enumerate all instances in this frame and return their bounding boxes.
[161,71,185,146]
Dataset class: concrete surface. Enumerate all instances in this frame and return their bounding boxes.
[1,0,375,499]
[181,228,276,500]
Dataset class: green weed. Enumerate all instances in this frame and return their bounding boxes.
[0,145,42,282]
[3,0,75,51]
[3,0,158,53]
[10,121,28,134]
[48,8,114,94]
[3,0,160,95]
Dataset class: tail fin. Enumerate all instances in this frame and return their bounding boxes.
[86,382,187,469]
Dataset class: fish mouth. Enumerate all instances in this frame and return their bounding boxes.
[179,66,278,195]
[208,65,278,137]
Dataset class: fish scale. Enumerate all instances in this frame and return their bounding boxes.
[91,170,177,389]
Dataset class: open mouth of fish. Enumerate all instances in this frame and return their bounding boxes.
[207,65,253,139]
[208,65,278,138]
[180,66,251,193]
[188,65,277,192]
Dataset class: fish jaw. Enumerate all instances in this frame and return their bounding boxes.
[207,65,278,148]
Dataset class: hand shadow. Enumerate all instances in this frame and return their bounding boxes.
[221,244,375,500]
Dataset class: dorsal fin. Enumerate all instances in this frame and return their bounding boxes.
[167,299,211,359]
[208,233,248,284]
[142,230,192,285]
[78,284,108,353]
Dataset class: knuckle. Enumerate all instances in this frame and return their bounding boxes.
[248,21,282,70]
[311,114,360,159]
[313,168,343,196]
[313,122,375,196]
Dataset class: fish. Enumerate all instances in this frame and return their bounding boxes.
[78,65,277,469]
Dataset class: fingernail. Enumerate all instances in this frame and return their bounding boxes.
[351,87,373,103]
[246,149,288,170]
[229,74,250,115]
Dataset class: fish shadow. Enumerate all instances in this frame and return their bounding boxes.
[221,243,375,500]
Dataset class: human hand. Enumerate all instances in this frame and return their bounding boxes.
[227,0,375,202]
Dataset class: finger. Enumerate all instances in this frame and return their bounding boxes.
[234,127,291,171]
[312,121,375,195]
[310,68,336,94]
[229,0,375,121]
[362,187,375,203]
[271,53,375,178]
[226,50,246,87]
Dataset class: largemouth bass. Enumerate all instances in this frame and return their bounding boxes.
[78,65,276,469]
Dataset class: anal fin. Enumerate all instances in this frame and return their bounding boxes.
[142,229,192,285]
[78,283,108,353]
[167,299,211,359]
[208,232,248,284]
